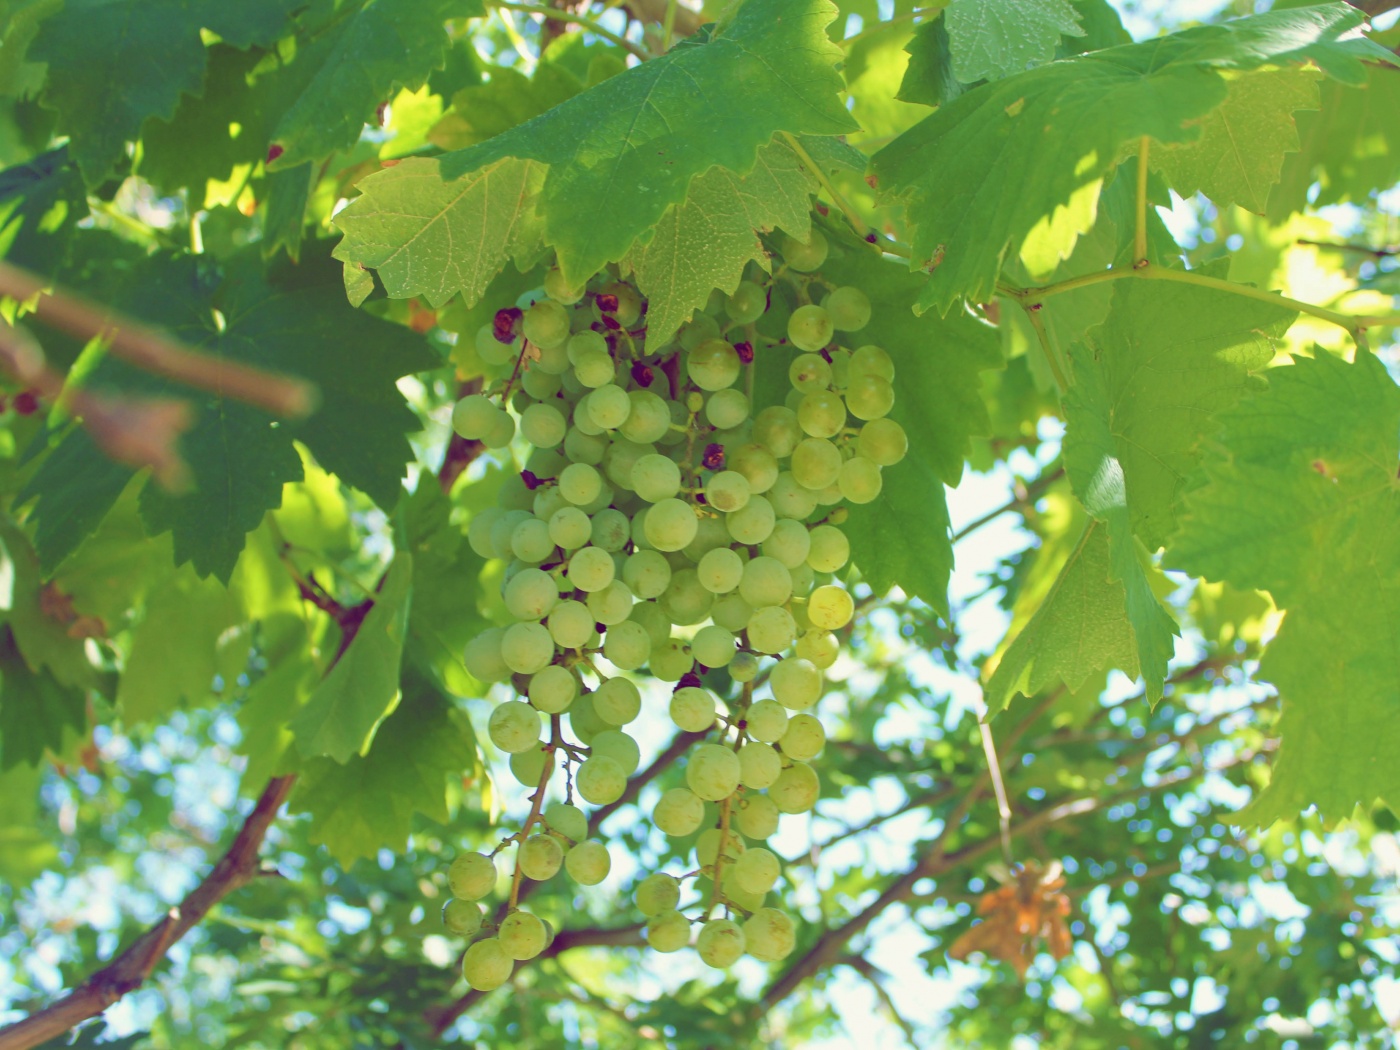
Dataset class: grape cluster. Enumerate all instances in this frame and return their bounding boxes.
[441,228,907,990]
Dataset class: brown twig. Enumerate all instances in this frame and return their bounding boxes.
[1295,238,1398,258]
[0,259,317,418]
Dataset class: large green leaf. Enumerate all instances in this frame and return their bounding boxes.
[874,3,1394,313]
[944,0,1084,83]
[29,0,301,184]
[291,553,412,764]
[0,625,84,770]
[0,516,93,689]
[424,0,855,288]
[1168,351,1400,824]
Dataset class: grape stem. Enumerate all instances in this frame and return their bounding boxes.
[780,132,870,241]
[499,337,534,403]
[489,1,655,61]
[708,796,735,917]
[507,719,561,910]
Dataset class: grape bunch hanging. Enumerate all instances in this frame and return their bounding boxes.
[441,228,908,990]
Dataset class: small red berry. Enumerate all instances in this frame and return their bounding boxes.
[631,362,654,387]
[702,443,725,471]
[520,470,543,490]
[266,144,284,163]
[675,672,702,691]
[733,341,754,364]
[493,306,523,342]
[596,293,619,314]
[14,390,38,415]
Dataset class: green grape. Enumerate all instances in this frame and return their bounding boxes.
[659,569,714,626]
[736,794,781,839]
[632,453,682,502]
[559,462,603,506]
[593,677,642,725]
[670,685,717,732]
[492,510,532,559]
[789,437,841,491]
[712,594,755,633]
[548,506,592,550]
[477,323,517,366]
[739,742,782,789]
[623,549,672,599]
[733,846,780,893]
[568,329,608,363]
[576,755,627,804]
[744,908,797,962]
[600,620,649,672]
[521,402,566,448]
[448,852,498,900]
[547,600,594,649]
[518,835,563,881]
[781,712,826,761]
[745,699,788,743]
[485,413,516,449]
[704,470,751,513]
[789,352,832,394]
[452,394,503,440]
[726,495,776,544]
[567,693,606,746]
[768,472,819,520]
[572,400,604,437]
[443,898,484,936]
[544,267,585,304]
[808,584,855,630]
[648,638,693,682]
[654,788,706,837]
[760,518,811,569]
[533,490,569,526]
[771,762,820,813]
[795,629,839,670]
[686,743,742,801]
[510,517,555,565]
[771,657,822,711]
[806,524,850,572]
[636,872,681,916]
[729,649,760,682]
[619,390,671,443]
[504,567,559,621]
[739,556,792,608]
[823,285,872,332]
[523,300,571,349]
[857,416,909,467]
[528,664,577,714]
[779,229,828,272]
[696,827,744,868]
[591,728,641,774]
[565,840,611,885]
[753,406,802,457]
[787,304,833,353]
[564,426,608,466]
[797,390,846,438]
[566,545,616,593]
[461,938,513,991]
[729,443,779,494]
[489,701,542,753]
[679,312,721,350]
[629,600,672,646]
[845,374,895,421]
[683,513,733,562]
[697,919,746,969]
[850,343,895,381]
[501,622,554,674]
[586,579,634,625]
[590,507,631,551]
[587,383,633,429]
[545,802,588,843]
[725,280,767,323]
[724,881,766,915]
[646,909,692,952]
[645,498,699,552]
[691,625,737,668]
[523,363,565,398]
[499,910,547,960]
[838,456,882,503]
[510,744,548,785]
[600,281,642,327]
[499,476,534,512]
[468,507,505,560]
[464,628,511,683]
[574,349,616,388]
[706,388,751,430]
[688,339,742,391]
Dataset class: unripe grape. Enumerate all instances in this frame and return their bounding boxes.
[729,443,779,493]
[670,686,717,732]
[789,352,832,393]
[504,567,559,621]
[787,304,833,353]
[683,513,732,562]
[779,229,828,272]
[622,549,672,599]
[452,394,504,441]
[697,547,743,594]
[645,498,699,552]
[736,794,781,840]
[712,594,755,633]
[499,910,547,960]
[797,390,846,438]
[501,622,555,675]
[549,506,592,550]
[590,507,631,551]
[781,712,826,760]
[468,507,505,560]
[628,600,672,646]
[518,834,563,881]
[727,495,776,544]
[568,329,608,363]
[857,417,907,465]
[462,938,513,990]
[850,344,895,381]
[566,545,616,592]
[559,462,603,506]
[576,755,627,804]
[744,700,787,744]
[529,664,577,713]
[845,374,895,421]
[593,677,642,725]
[760,518,811,569]
[744,908,797,961]
[739,556,792,608]
[838,456,882,503]
[567,693,606,746]
[659,569,714,626]
[545,267,585,304]
[696,827,744,868]
[523,300,571,349]
[565,841,611,885]
[728,649,760,682]
[768,472,819,520]
[587,579,634,625]
[574,349,615,387]
[547,600,594,649]
[795,629,839,669]
[587,384,633,430]
[443,898,484,936]
[725,280,767,323]
[545,802,588,843]
[619,388,670,443]
[686,743,742,801]
[806,525,850,572]
[646,909,692,952]
[464,628,511,683]
[808,585,855,630]
[654,788,705,837]
[705,470,751,513]
[771,762,820,813]
[823,286,872,331]
[449,852,498,900]
[520,402,566,448]
[697,919,745,968]
[591,728,640,775]
[791,437,842,491]
[753,406,801,457]
[770,657,822,711]
[632,453,682,502]
[599,281,642,327]
[705,388,750,429]
[510,744,548,786]
[636,872,681,916]
[739,742,782,789]
[733,846,780,894]
[602,619,652,670]
[477,323,517,365]
[688,339,741,390]
[691,624,737,668]
[565,425,608,465]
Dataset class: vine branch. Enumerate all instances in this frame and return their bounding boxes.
[490,1,655,60]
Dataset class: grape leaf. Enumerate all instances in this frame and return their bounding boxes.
[0,625,84,769]
[0,761,58,884]
[628,138,816,352]
[875,3,1395,314]
[292,669,477,864]
[980,520,1142,711]
[291,553,412,764]
[29,0,301,185]
[1168,351,1400,825]
[944,0,1085,83]
[0,146,89,282]
[332,156,545,310]
[1153,69,1320,214]
[0,516,93,689]
[431,0,857,287]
